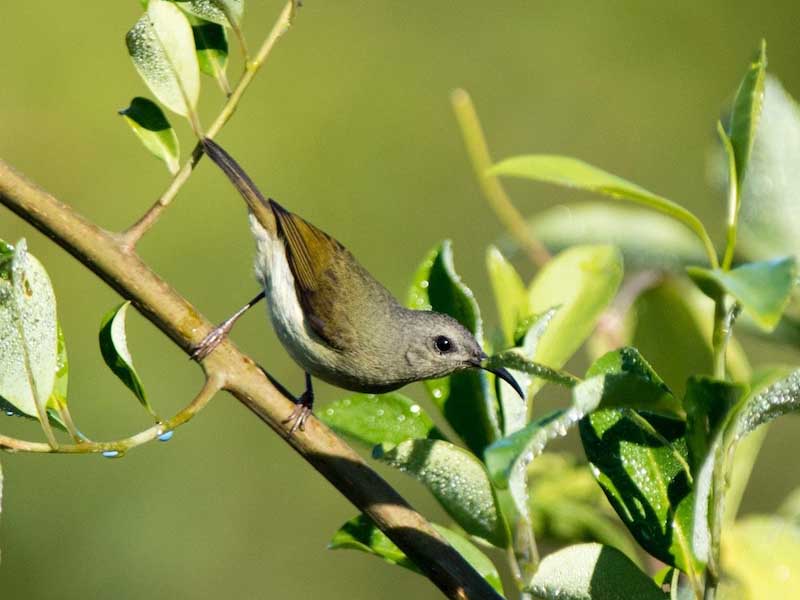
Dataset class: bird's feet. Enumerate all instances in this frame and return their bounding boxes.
[191,319,235,361]
[282,373,314,434]
[190,292,267,361]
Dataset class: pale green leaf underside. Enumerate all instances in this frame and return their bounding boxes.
[374,438,509,547]
[736,76,800,260]
[687,256,797,331]
[329,514,504,594]
[733,368,800,442]
[523,202,706,271]
[174,0,244,27]
[0,239,58,419]
[126,0,200,117]
[120,97,180,174]
[530,543,666,600]
[98,301,155,417]
[490,154,714,265]
[722,516,800,599]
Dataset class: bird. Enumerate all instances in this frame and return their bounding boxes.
[192,138,523,432]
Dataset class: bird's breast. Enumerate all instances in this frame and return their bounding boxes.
[248,213,418,393]
[250,215,340,376]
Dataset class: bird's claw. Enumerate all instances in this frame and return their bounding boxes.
[190,325,229,361]
[282,390,313,434]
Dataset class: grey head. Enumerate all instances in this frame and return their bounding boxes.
[397,309,524,398]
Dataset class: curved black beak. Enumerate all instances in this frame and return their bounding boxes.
[472,352,525,399]
[486,365,525,399]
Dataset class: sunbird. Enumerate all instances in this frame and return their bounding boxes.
[193,139,523,432]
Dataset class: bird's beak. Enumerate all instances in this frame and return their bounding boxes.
[473,353,525,400]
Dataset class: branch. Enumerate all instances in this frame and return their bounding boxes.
[451,89,551,268]
[0,373,223,454]
[0,158,502,600]
[122,0,297,249]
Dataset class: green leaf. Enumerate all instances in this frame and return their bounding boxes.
[730,367,800,442]
[779,486,800,524]
[529,543,667,600]
[407,241,499,455]
[625,278,751,394]
[189,16,229,87]
[728,40,767,189]
[486,245,527,346]
[528,244,623,373]
[734,77,800,263]
[493,309,560,441]
[0,239,58,425]
[579,410,700,576]
[520,202,706,271]
[119,97,180,174]
[373,439,509,547]
[329,515,504,594]
[722,516,800,600]
[628,279,713,397]
[484,410,569,516]
[99,301,156,418]
[47,324,69,411]
[490,156,716,266]
[487,347,580,392]
[585,347,680,414]
[330,514,415,570]
[486,348,681,495]
[527,454,640,560]
[126,0,200,117]
[683,377,744,475]
[173,0,243,27]
[687,257,797,331]
[681,378,746,565]
[318,392,440,447]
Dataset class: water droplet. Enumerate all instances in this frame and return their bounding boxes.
[376,409,385,417]
[158,430,174,442]
[409,404,421,414]
[432,389,443,399]
[420,280,429,289]
[325,408,335,416]
[397,414,406,422]
[342,398,351,407]
[102,450,121,458]
[5,410,15,416]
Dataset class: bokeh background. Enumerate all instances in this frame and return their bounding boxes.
[1,1,800,598]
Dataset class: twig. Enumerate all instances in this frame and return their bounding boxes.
[0,373,223,454]
[0,157,502,600]
[451,89,551,268]
[122,0,297,250]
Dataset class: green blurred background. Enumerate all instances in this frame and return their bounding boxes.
[1,1,799,598]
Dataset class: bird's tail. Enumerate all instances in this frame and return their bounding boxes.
[201,138,277,234]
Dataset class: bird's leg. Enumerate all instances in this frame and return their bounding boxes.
[282,372,314,433]
[191,291,266,360]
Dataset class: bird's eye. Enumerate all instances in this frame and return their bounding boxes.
[434,336,453,353]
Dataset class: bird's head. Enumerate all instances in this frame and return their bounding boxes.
[402,311,524,398]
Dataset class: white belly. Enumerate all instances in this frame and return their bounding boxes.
[248,214,340,378]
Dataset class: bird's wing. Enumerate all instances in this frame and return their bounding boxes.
[270,200,357,350]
